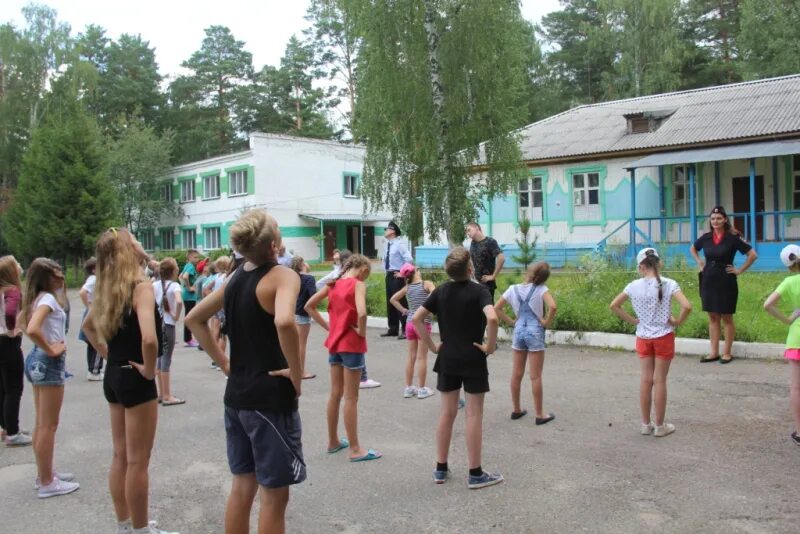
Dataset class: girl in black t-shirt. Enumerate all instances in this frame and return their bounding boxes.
[689,206,758,363]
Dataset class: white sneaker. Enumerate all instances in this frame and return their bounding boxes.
[653,423,675,437]
[640,423,654,435]
[38,478,80,498]
[416,387,435,399]
[35,471,75,489]
[138,521,179,534]
[87,372,103,381]
[403,386,417,398]
[5,432,32,446]
[359,379,381,389]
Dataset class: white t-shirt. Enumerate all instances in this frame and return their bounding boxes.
[623,276,680,339]
[152,280,181,326]
[502,283,549,319]
[34,292,66,344]
[81,274,96,304]
[316,264,341,289]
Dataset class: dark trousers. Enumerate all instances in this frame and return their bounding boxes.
[0,336,24,436]
[86,343,102,374]
[183,300,196,342]
[385,272,408,334]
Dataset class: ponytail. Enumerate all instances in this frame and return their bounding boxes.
[640,252,663,301]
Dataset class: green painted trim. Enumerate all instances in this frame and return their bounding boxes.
[200,169,220,178]
[224,164,254,196]
[281,226,321,238]
[342,171,361,198]
[176,174,196,182]
[515,168,550,230]
[784,155,800,227]
[566,164,607,232]
[201,172,221,200]
[177,174,197,203]
[201,223,221,229]
[224,164,250,173]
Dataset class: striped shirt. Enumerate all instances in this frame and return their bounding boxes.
[407,282,431,324]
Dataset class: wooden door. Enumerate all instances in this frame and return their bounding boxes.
[731,175,764,241]
[323,225,337,260]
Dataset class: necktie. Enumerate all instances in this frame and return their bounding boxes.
[385,241,391,270]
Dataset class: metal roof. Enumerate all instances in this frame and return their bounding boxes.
[626,139,800,169]
[517,74,800,162]
[299,213,391,223]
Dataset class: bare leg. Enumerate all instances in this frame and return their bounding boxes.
[297,323,313,378]
[639,357,655,425]
[404,340,417,387]
[436,390,460,464]
[343,367,367,458]
[257,486,290,534]
[124,399,158,529]
[464,392,485,469]
[708,312,721,357]
[529,351,547,417]
[509,350,527,414]
[326,365,343,450]
[416,341,429,389]
[108,402,130,522]
[653,358,673,426]
[721,314,736,357]
[224,473,257,534]
[161,371,176,402]
[790,361,800,434]
[34,385,64,485]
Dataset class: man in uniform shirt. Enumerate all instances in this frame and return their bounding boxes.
[467,222,505,299]
[382,221,413,339]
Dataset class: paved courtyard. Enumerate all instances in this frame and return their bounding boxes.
[2,294,800,533]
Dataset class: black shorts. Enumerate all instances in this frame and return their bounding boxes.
[436,371,490,394]
[103,364,158,408]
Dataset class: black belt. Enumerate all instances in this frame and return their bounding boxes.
[386,270,399,274]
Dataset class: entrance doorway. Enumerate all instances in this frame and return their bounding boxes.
[323,225,337,260]
[731,175,764,241]
[345,224,377,258]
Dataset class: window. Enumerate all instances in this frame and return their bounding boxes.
[161,183,173,202]
[203,227,221,250]
[518,176,544,222]
[672,165,688,216]
[203,174,220,199]
[343,174,358,198]
[181,228,196,249]
[229,170,247,196]
[139,230,154,251]
[572,172,600,222]
[794,156,800,209]
[180,180,196,203]
[160,229,174,250]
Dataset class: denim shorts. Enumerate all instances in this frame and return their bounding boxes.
[512,322,546,352]
[24,347,66,386]
[225,406,306,488]
[295,314,312,326]
[328,352,365,370]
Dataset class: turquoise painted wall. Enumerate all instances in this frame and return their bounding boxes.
[605,177,661,220]
[548,181,571,222]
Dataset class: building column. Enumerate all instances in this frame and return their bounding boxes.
[773,156,780,241]
[629,168,637,262]
[658,166,665,240]
[689,164,697,244]
[749,158,757,249]
[714,161,721,206]
[319,219,324,262]
[359,221,364,255]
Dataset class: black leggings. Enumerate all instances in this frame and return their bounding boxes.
[183,300,196,342]
[0,336,24,436]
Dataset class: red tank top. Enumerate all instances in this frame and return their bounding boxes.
[325,277,367,354]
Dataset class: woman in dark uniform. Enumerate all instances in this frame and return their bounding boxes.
[689,206,758,363]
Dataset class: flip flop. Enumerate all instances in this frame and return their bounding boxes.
[510,410,528,420]
[535,413,556,426]
[302,374,317,380]
[720,355,734,364]
[162,398,186,406]
[350,449,382,462]
[327,439,349,454]
[700,355,720,363]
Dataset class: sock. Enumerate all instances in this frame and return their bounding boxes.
[436,462,448,472]
[117,520,132,534]
[469,466,483,477]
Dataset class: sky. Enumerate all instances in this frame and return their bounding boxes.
[1,0,563,79]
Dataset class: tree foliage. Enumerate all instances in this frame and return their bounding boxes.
[738,0,800,79]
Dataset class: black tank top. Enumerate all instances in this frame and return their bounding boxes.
[107,300,162,367]
[223,262,297,412]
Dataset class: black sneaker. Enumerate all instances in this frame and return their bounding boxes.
[792,432,800,446]
[379,331,398,337]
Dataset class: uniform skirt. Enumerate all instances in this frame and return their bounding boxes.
[699,263,738,314]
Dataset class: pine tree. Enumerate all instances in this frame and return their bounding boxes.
[512,216,538,271]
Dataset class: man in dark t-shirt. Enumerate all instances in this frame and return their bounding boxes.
[467,222,504,298]
[412,246,503,490]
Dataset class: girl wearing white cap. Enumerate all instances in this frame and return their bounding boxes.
[763,244,800,447]
[610,248,692,437]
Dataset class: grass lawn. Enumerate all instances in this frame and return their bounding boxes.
[360,269,795,345]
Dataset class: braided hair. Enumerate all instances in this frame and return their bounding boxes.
[639,250,663,301]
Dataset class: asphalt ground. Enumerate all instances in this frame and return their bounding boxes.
[1,293,799,533]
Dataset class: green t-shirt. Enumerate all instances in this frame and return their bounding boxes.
[775,274,800,348]
[181,263,198,302]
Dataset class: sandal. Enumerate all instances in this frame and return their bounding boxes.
[720,355,734,364]
[535,413,556,426]
[327,439,349,454]
[302,374,317,380]
[510,410,528,420]
[350,449,382,462]
[700,355,720,363]
[162,398,186,406]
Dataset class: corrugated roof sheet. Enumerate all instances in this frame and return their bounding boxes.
[518,74,800,161]
[627,139,800,168]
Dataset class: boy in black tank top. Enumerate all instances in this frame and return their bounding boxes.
[186,209,303,534]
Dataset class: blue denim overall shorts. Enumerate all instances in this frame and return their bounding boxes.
[511,285,545,352]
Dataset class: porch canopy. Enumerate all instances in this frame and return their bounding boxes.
[299,212,391,261]
[623,138,800,255]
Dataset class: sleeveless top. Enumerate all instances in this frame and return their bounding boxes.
[406,282,431,324]
[107,300,162,367]
[324,277,367,354]
[224,262,297,413]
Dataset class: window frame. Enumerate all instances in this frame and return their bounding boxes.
[181,228,196,250]
[160,228,175,250]
[139,230,155,251]
[794,156,800,209]
[571,172,601,222]
[671,165,689,217]
[161,182,173,203]
[203,226,221,250]
[343,174,359,198]
[203,174,220,200]
[228,169,248,197]
[517,174,545,224]
[179,179,196,203]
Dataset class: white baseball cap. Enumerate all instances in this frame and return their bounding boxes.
[780,244,800,268]
[636,247,659,265]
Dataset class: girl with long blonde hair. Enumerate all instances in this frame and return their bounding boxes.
[82,228,176,534]
[0,255,30,447]
[22,257,76,497]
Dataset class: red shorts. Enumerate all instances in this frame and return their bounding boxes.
[635,332,675,360]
